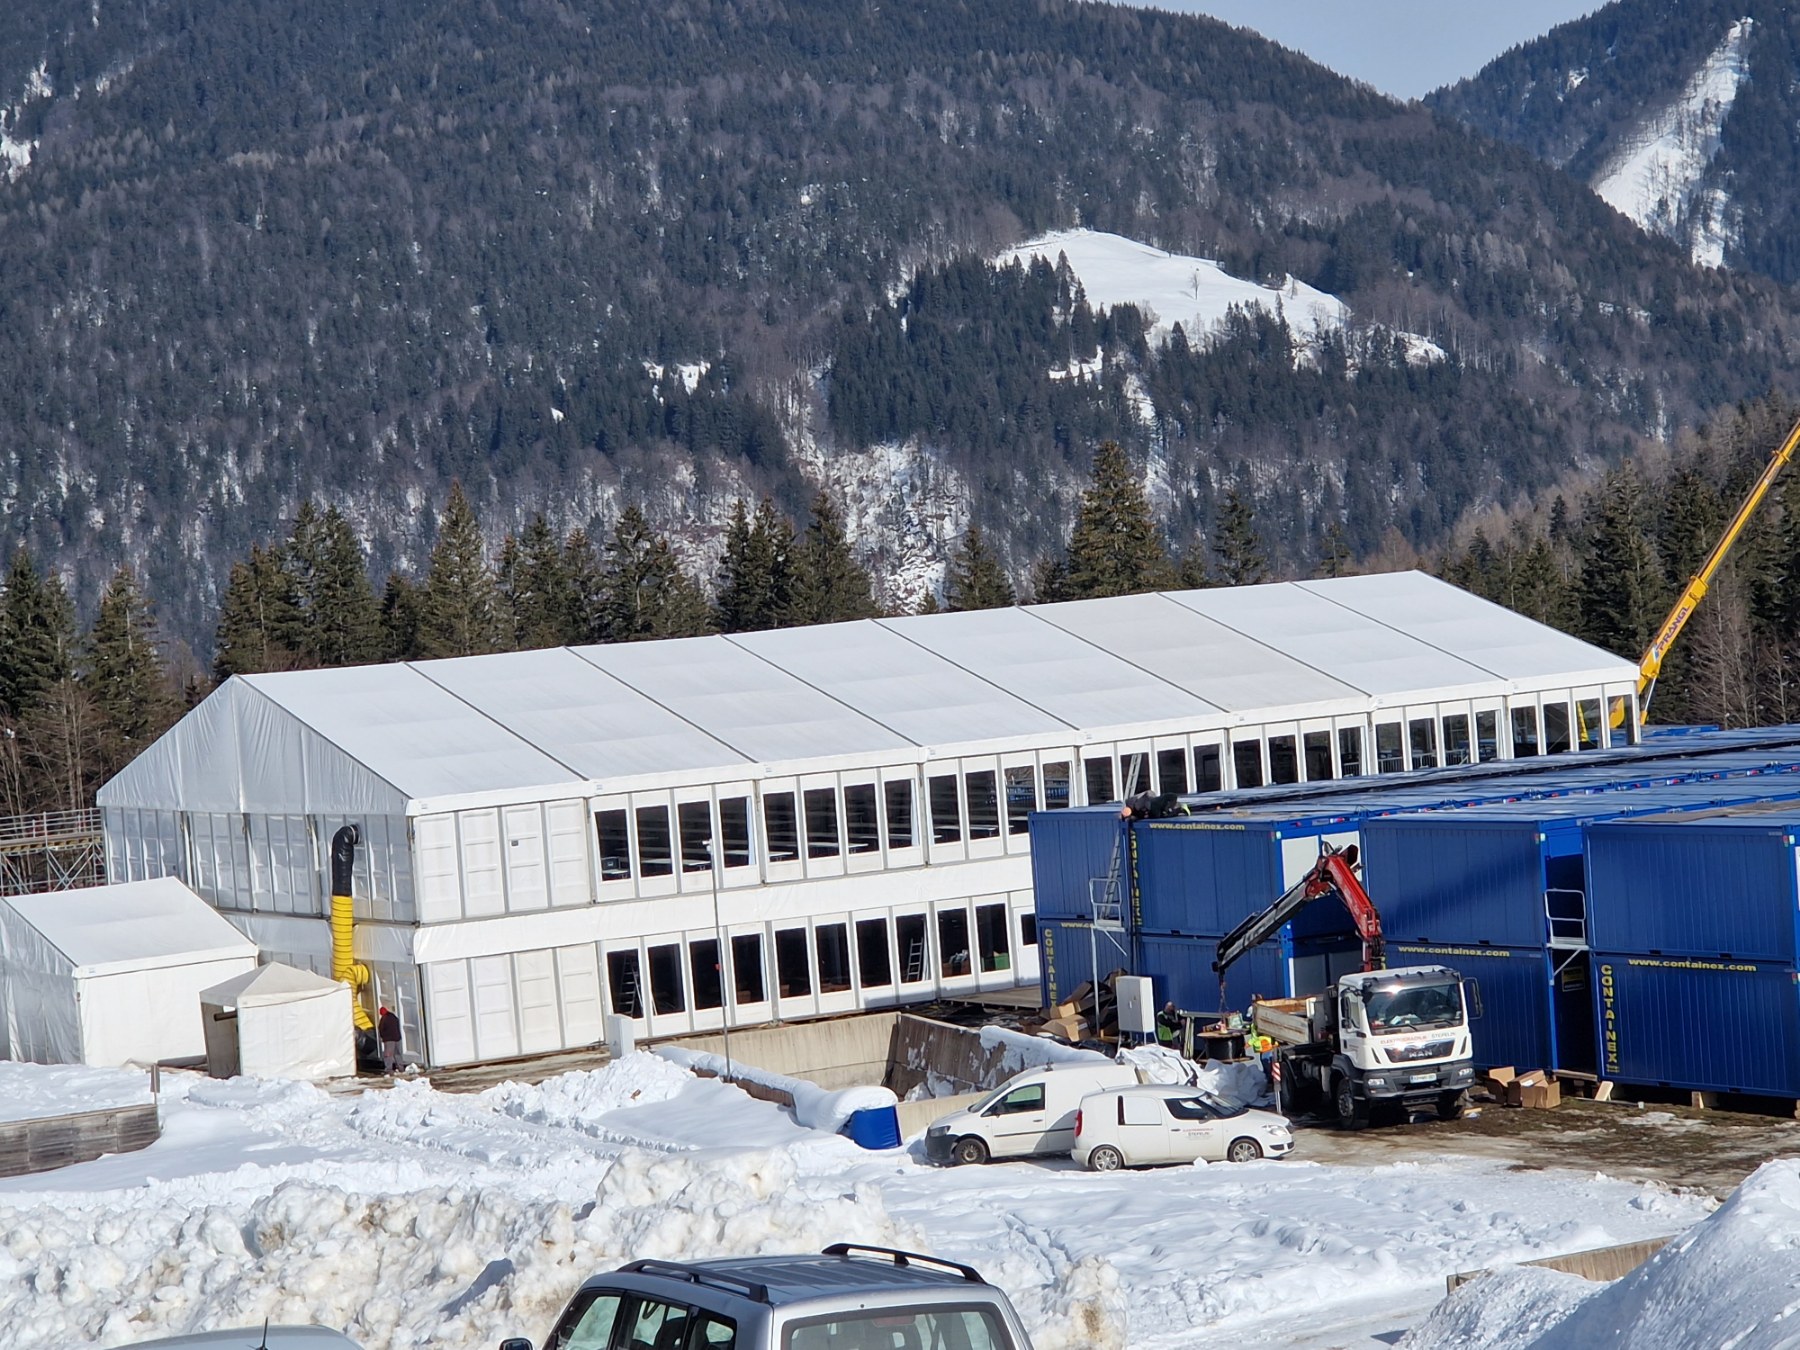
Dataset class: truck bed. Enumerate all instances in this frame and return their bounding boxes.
[1253,996,1323,1046]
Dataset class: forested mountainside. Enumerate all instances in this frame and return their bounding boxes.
[1429,1,1800,279]
[5,0,1800,645]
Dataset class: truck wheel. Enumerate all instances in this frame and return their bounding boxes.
[1226,1136,1263,1164]
[1437,1090,1466,1121]
[1086,1145,1124,1173]
[952,1136,990,1166]
[1335,1077,1367,1131]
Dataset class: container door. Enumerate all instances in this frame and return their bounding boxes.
[502,804,549,912]
[470,954,520,1060]
[1551,950,1597,1075]
[514,948,563,1053]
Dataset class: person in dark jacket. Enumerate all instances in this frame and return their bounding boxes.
[378,1005,403,1074]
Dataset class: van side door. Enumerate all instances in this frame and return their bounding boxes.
[1161,1094,1224,1163]
[981,1082,1050,1156]
[1115,1092,1170,1165]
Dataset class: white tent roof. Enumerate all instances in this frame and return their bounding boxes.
[98,572,1637,814]
[200,961,345,1007]
[2,877,257,978]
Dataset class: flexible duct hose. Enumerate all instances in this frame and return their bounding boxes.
[329,824,374,1032]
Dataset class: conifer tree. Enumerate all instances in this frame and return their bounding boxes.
[563,528,608,644]
[598,506,713,642]
[381,575,424,660]
[82,567,177,769]
[417,482,512,658]
[1062,441,1172,598]
[1211,487,1270,586]
[213,544,306,680]
[1574,467,1665,659]
[715,498,796,632]
[302,507,385,667]
[789,491,879,624]
[1025,554,1070,605]
[0,550,78,717]
[501,515,579,649]
[944,523,1015,611]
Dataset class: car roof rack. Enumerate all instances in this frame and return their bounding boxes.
[617,1259,770,1304]
[820,1243,983,1283]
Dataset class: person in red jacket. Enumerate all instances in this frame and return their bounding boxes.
[378,1005,403,1074]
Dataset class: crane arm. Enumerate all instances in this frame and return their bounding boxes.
[1213,842,1386,978]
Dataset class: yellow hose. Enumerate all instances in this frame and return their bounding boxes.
[329,825,374,1032]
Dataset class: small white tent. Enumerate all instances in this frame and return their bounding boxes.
[200,962,355,1081]
[0,877,257,1067]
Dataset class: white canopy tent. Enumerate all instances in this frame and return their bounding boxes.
[200,962,355,1081]
[0,877,257,1066]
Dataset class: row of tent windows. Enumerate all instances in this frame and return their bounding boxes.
[604,904,1035,1019]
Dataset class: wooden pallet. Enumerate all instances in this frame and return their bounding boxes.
[0,1104,160,1178]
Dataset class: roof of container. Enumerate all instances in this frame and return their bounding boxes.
[1597,799,1800,829]
[0,877,257,978]
[98,571,1638,811]
[1372,780,1800,828]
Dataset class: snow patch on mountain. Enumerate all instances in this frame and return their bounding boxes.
[1592,17,1754,268]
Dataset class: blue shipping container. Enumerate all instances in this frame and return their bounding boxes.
[1028,808,1124,923]
[1586,812,1800,964]
[1134,933,1287,1016]
[1038,920,1136,1007]
[1391,943,1553,1071]
[1594,953,1800,1098]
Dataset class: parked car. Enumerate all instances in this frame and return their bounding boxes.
[1073,1084,1294,1171]
[129,1330,362,1350]
[502,1243,1035,1350]
[923,1062,1141,1165]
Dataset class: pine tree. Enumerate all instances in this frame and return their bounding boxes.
[1025,554,1070,605]
[1319,519,1352,580]
[82,567,177,771]
[501,515,578,649]
[598,506,714,642]
[1574,467,1665,659]
[715,498,797,632]
[944,523,1015,611]
[1211,488,1270,586]
[790,491,879,624]
[1062,441,1172,599]
[417,482,512,658]
[563,528,608,644]
[213,544,306,680]
[381,575,424,660]
[0,550,78,717]
[303,507,385,667]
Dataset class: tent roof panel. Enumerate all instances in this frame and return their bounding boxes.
[200,960,345,1005]
[2,877,257,977]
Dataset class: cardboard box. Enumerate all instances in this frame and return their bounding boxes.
[1504,1071,1554,1108]
[1042,1015,1090,1043]
[1486,1066,1517,1087]
[1517,1078,1561,1110]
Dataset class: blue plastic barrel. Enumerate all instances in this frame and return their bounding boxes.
[843,1105,902,1149]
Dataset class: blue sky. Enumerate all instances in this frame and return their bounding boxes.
[1148,1,1607,100]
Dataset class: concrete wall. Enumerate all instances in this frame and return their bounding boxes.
[1447,1236,1671,1291]
[895,1091,986,1139]
[887,1013,1043,1098]
[663,1012,900,1091]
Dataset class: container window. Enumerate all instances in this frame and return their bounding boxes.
[929,774,963,844]
[1442,713,1472,766]
[635,806,673,878]
[1376,721,1405,773]
[1084,757,1116,804]
[606,950,642,1017]
[1544,701,1573,754]
[1409,718,1439,770]
[938,908,971,978]
[1233,740,1264,789]
[844,783,880,853]
[1302,731,1333,781]
[803,787,840,859]
[763,792,800,863]
[966,771,1000,839]
[596,810,630,881]
[1194,744,1223,792]
[1512,706,1541,756]
[1157,748,1189,794]
[884,780,915,849]
[718,797,753,868]
[815,923,852,993]
[976,902,1012,973]
[1576,698,1603,750]
[856,917,892,988]
[1019,913,1038,948]
[731,933,765,1004]
[647,943,684,1014]
[689,939,722,1010]
[1042,761,1072,809]
[677,801,713,873]
[896,914,929,982]
[1004,766,1036,834]
[775,927,811,998]
[1475,711,1500,762]
[1120,753,1151,797]
[1338,727,1364,776]
[1268,735,1299,784]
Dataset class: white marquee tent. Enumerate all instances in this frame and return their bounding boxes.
[200,962,355,1081]
[0,877,257,1067]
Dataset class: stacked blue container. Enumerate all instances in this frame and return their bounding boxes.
[1585,802,1800,1099]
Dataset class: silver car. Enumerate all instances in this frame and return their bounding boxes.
[504,1244,1035,1350]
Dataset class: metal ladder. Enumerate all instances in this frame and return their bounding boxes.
[615,961,643,1018]
[903,935,927,983]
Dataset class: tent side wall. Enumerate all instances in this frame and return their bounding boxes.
[238,984,356,1080]
[78,955,258,1067]
[0,902,81,1063]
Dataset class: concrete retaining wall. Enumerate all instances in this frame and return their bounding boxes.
[895,1091,986,1139]
[887,1013,1047,1098]
[663,1012,900,1091]
[1447,1236,1671,1292]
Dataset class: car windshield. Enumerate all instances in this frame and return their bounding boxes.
[1364,981,1464,1034]
[1165,1092,1245,1121]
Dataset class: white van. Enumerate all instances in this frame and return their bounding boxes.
[922,1061,1141,1165]
[1073,1084,1294,1170]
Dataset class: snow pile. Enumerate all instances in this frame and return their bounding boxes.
[653,1047,899,1136]
[1398,1266,1598,1350]
[977,1024,1112,1078]
[481,1052,691,1127]
[1593,17,1754,267]
[0,1062,152,1123]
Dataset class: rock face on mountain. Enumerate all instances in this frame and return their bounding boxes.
[3,0,1799,640]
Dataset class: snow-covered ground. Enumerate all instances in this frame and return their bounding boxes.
[0,1055,1719,1350]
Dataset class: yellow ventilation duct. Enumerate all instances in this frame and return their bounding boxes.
[329,824,374,1032]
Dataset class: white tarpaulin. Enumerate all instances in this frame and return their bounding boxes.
[200,962,355,1081]
[0,877,257,1067]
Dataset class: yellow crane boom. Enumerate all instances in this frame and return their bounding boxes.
[1631,410,1800,723]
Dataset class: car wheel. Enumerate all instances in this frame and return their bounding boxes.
[1086,1145,1124,1173]
[1226,1136,1263,1164]
[1437,1089,1466,1121]
[952,1136,990,1166]
[1335,1077,1367,1131]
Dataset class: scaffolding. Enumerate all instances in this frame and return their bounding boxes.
[0,809,105,895]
